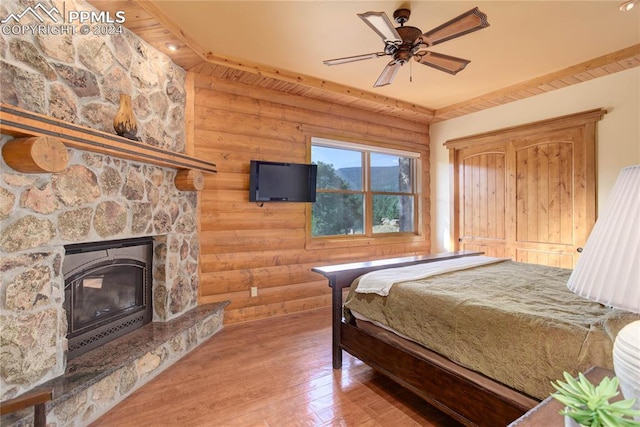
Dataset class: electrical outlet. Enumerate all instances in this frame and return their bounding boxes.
[250,286,258,297]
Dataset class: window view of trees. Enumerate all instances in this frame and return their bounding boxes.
[370,154,414,234]
[312,161,363,236]
[311,141,418,238]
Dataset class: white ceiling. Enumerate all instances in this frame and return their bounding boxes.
[152,1,639,110]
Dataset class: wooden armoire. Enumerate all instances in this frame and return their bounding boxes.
[445,109,605,268]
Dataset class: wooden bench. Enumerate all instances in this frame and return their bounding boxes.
[1,388,53,427]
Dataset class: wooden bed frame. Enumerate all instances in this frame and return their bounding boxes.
[312,251,540,427]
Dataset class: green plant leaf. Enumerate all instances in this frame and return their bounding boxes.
[562,408,594,426]
[607,398,640,412]
[598,409,640,427]
[577,372,597,395]
[617,417,640,427]
[595,377,619,399]
[552,374,585,399]
[554,394,586,408]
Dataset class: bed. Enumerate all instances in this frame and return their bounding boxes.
[312,251,640,427]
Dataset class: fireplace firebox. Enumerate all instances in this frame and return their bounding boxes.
[63,237,153,358]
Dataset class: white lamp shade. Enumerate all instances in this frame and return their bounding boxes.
[566,165,640,314]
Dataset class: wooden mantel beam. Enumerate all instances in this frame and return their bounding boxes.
[2,136,69,173]
[0,103,217,177]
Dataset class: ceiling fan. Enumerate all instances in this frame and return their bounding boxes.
[323,7,489,87]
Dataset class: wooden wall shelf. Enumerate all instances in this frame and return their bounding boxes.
[0,103,217,177]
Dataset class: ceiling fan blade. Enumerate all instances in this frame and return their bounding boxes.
[373,61,401,87]
[419,7,489,47]
[358,11,402,45]
[323,52,386,66]
[414,50,471,75]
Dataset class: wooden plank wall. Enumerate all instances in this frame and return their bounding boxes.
[190,72,431,323]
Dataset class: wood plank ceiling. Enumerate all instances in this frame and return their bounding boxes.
[88,1,640,124]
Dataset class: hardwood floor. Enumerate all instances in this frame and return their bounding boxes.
[91,307,463,427]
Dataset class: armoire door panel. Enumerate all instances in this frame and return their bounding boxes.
[515,138,575,246]
[460,152,506,241]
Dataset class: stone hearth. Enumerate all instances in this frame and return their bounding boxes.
[1,301,227,426]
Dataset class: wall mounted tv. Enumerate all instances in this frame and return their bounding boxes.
[249,160,317,202]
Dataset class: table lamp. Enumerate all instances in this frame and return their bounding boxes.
[566,165,640,408]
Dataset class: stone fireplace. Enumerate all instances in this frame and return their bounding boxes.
[0,133,202,392]
[0,0,224,424]
[0,138,225,424]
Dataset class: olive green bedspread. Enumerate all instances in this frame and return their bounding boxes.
[343,260,640,400]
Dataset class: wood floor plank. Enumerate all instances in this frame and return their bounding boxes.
[91,307,463,427]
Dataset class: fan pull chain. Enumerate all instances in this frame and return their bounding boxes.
[409,59,413,83]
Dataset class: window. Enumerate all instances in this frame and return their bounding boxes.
[311,137,420,238]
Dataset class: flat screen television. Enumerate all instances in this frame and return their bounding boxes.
[249,160,317,202]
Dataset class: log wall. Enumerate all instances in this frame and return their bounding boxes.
[191,73,431,323]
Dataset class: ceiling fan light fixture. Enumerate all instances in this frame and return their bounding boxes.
[358,11,402,44]
[619,0,638,11]
[324,7,489,88]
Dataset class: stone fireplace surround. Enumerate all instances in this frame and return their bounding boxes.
[0,102,220,427]
[0,136,227,426]
[0,1,227,423]
[0,132,203,388]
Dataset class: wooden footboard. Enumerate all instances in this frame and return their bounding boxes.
[312,251,538,427]
[312,251,483,369]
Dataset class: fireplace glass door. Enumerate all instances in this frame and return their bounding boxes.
[63,237,152,358]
